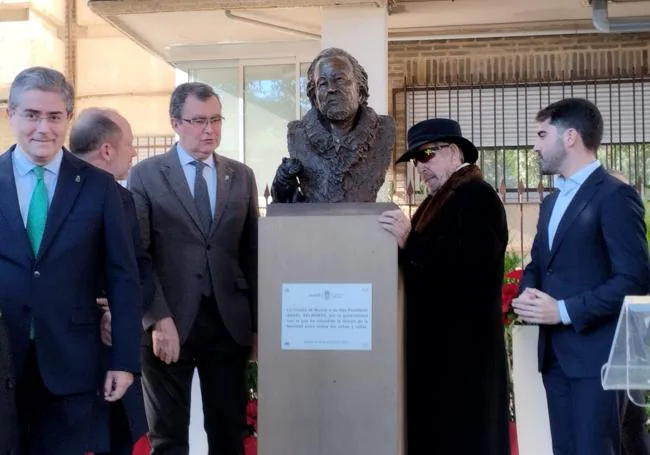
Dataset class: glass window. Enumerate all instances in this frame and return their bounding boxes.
[244,64,297,197]
[299,62,311,118]
[189,67,240,161]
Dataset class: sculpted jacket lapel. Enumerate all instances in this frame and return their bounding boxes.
[548,166,605,264]
[0,146,33,260]
[160,147,205,236]
[37,151,85,261]
[210,154,233,234]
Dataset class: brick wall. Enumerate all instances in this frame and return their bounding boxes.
[386,33,650,197]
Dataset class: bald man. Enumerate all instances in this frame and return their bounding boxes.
[70,108,152,455]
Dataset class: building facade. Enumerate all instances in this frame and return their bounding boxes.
[3,0,650,206]
[0,0,177,152]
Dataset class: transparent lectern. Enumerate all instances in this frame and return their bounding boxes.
[601,295,650,406]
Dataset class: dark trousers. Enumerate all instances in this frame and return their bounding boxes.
[621,391,649,455]
[96,403,134,455]
[0,314,17,455]
[16,344,107,455]
[542,344,622,455]
[142,296,249,455]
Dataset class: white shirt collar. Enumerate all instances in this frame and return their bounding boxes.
[13,145,64,177]
[553,160,601,193]
[176,143,215,168]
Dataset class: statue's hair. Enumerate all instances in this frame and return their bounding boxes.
[306,47,369,108]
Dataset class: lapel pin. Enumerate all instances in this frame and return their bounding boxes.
[75,175,81,183]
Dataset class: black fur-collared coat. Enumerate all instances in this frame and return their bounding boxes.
[400,165,510,455]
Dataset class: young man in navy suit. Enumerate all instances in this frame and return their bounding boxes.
[1,67,142,454]
[514,98,650,455]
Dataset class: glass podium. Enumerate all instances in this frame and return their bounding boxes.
[601,296,650,406]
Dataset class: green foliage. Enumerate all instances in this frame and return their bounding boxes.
[504,249,522,277]
[503,248,523,422]
[247,362,258,400]
[645,202,650,249]
[644,202,650,424]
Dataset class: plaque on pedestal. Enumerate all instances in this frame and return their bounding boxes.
[258,203,405,455]
[601,295,650,404]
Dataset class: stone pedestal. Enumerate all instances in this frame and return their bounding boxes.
[258,203,405,455]
[511,325,553,455]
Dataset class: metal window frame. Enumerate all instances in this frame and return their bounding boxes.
[400,75,650,200]
[184,59,312,165]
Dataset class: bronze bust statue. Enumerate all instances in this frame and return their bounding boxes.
[271,47,396,203]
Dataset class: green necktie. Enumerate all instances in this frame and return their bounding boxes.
[26,166,48,255]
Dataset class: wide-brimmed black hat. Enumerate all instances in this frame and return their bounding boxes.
[395,118,479,165]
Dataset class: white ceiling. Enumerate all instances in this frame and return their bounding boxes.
[93,0,650,63]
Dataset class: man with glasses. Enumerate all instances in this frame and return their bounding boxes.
[1,66,141,453]
[378,118,510,454]
[128,82,260,454]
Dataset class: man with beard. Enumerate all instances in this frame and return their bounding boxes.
[378,118,510,454]
[513,97,650,455]
[271,47,395,203]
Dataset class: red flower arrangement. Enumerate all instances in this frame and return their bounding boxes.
[502,268,523,327]
[245,398,258,455]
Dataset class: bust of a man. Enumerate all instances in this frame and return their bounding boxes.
[271,47,396,203]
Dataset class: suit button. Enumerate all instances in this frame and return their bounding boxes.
[33,270,40,278]
[206,245,211,251]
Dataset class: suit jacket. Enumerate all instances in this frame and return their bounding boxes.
[101,184,153,316]
[99,184,150,443]
[520,165,650,378]
[128,145,259,345]
[0,146,142,396]
[0,309,17,455]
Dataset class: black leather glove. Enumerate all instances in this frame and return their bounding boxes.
[271,158,305,203]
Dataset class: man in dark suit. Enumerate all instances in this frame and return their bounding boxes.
[1,66,142,454]
[514,97,650,455]
[70,107,152,455]
[128,82,259,455]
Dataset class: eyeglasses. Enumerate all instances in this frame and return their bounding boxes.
[16,111,66,125]
[181,115,225,128]
[410,143,450,165]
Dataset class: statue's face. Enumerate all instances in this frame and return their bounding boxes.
[314,56,360,122]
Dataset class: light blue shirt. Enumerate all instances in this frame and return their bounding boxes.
[549,160,602,325]
[176,144,217,216]
[12,146,63,227]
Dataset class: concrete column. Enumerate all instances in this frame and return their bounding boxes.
[321,6,388,115]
